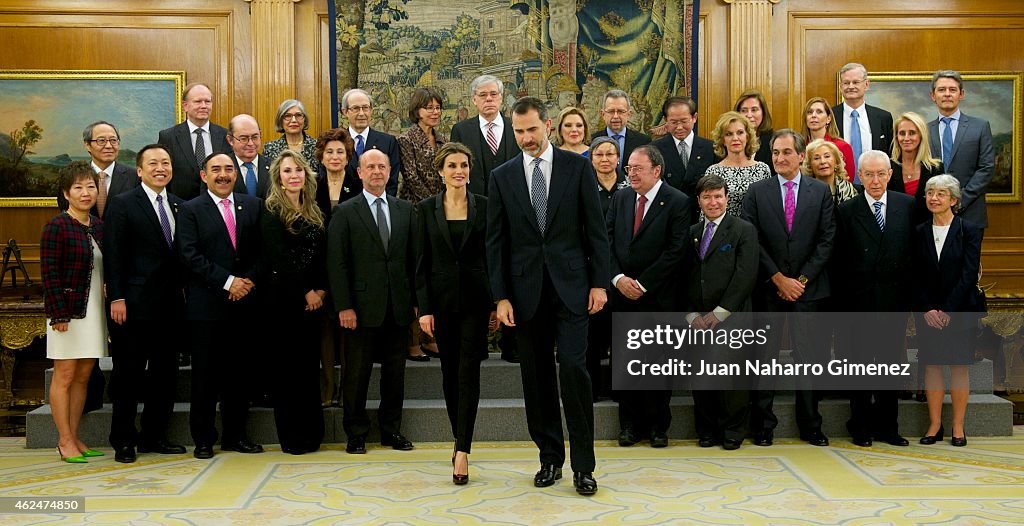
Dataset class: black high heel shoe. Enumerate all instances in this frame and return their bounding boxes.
[919,425,944,445]
[951,431,967,447]
[452,447,469,485]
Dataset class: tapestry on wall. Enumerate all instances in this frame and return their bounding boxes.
[331,0,699,136]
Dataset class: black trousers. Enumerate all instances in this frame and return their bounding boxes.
[435,310,488,453]
[273,309,325,451]
[846,312,907,439]
[586,307,612,400]
[188,321,252,446]
[516,276,595,473]
[108,320,179,448]
[343,311,407,439]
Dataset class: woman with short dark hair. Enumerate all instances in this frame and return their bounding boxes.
[264,99,322,176]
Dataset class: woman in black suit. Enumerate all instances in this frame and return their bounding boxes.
[261,150,328,454]
[888,112,944,225]
[734,90,774,166]
[913,175,983,447]
[415,142,492,484]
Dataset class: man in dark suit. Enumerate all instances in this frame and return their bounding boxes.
[834,150,913,448]
[685,174,758,451]
[158,82,232,200]
[652,97,716,207]
[341,88,401,196]
[450,75,522,363]
[104,144,186,463]
[227,114,270,199]
[591,90,650,170]
[833,63,894,178]
[177,152,264,459]
[741,129,835,448]
[487,97,610,496]
[607,145,690,448]
[327,149,417,455]
[927,69,995,229]
[58,121,139,218]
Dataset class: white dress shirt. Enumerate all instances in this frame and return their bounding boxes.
[522,143,554,197]
[842,102,873,152]
[187,120,214,160]
[478,114,504,147]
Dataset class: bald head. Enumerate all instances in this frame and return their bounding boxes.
[227,114,262,163]
[357,149,390,196]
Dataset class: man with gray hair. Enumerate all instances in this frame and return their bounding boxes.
[450,75,521,197]
[341,88,401,196]
[832,63,894,178]
[58,121,139,218]
[591,89,650,169]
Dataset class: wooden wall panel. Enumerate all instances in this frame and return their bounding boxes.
[294,0,333,138]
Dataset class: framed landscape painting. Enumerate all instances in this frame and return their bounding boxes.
[0,70,185,207]
[839,71,1023,203]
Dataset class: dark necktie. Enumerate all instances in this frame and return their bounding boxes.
[530,158,547,234]
[156,194,173,248]
[873,201,885,232]
[698,220,715,260]
[612,134,624,166]
[678,140,689,170]
[355,134,365,157]
[194,128,206,167]
[375,197,390,252]
[940,117,954,168]
[633,194,647,236]
[243,162,257,196]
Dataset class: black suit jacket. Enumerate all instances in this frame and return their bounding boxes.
[486,147,610,320]
[685,214,759,314]
[741,175,836,302]
[652,134,717,200]
[348,128,402,196]
[450,116,520,196]
[57,162,139,219]
[177,191,263,320]
[415,191,492,315]
[834,192,915,311]
[326,193,416,327]
[232,155,271,199]
[832,103,894,155]
[606,182,690,311]
[913,216,984,313]
[591,127,650,170]
[103,185,184,320]
[158,121,232,201]
[314,168,361,224]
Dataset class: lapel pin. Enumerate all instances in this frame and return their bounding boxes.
[237,205,243,211]
[659,201,665,206]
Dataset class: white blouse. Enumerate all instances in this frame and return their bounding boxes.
[932,224,951,259]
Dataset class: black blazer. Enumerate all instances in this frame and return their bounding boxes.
[606,182,690,311]
[326,192,416,327]
[754,131,773,166]
[104,185,185,320]
[57,162,139,219]
[260,210,327,311]
[177,191,263,320]
[741,175,836,302]
[833,192,915,311]
[348,128,402,196]
[685,213,759,314]
[158,121,232,201]
[486,147,610,320]
[232,155,271,199]
[887,159,945,225]
[450,116,521,196]
[591,127,651,169]
[913,216,983,313]
[314,168,361,224]
[652,134,717,200]
[415,191,492,315]
[832,103,894,155]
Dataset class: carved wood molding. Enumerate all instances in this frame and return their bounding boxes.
[724,0,779,100]
[244,0,302,132]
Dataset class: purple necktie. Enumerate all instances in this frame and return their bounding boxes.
[698,220,715,260]
[156,194,173,248]
[783,180,796,233]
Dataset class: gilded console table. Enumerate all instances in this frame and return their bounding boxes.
[0,286,46,408]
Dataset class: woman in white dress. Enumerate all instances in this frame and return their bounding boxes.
[40,162,109,463]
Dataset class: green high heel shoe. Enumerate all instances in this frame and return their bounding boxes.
[81,449,105,458]
[57,446,88,464]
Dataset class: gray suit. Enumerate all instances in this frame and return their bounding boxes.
[928,113,994,227]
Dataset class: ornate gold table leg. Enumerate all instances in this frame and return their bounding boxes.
[0,313,48,409]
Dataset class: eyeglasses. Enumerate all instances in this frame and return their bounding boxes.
[860,171,889,180]
[841,79,866,87]
[603,109,629,116]
[231,134,261,144]
[623,165,651,174]
[347,105,372,114]
[474,90,501,99]
[283,112,305,121]
[423,105,442,112]
[89,138,119,146]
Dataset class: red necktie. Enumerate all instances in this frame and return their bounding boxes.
[633,195,647,236]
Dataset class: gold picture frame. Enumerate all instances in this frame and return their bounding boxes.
[0,69,186,208]
[838,70,1023,203]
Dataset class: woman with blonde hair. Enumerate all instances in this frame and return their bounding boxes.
[889,111,945,224]
[801,97,855,179]
[803,138,858,205]
[703,111,771,217]
[553,106,590,156]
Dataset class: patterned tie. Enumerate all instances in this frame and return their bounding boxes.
[355,134,365,157]
[940,117,954,168]
[698,220,715,260]
[850,109,863,183]
[530,158,547,234]
[156,194,173,248]
[633,194,647,236]
[374,197,390,252]
[485,122,498,155]
[96,171,108,217]
[243,162,257,196]
[678,140,689,170]
[194,129,206,168]
[783,180,796,233]
[873,201,885,232]
[221,198,236,249]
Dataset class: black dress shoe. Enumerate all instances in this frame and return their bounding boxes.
[801,431,829,447]
[722,438,742,451]
[951,435,967,447]
[381,433,414,451]
[919,425,944,445]
[880,435,909,446]
[650,432,669,448]
[852,435,873,447]
[753,430,773,447]
[618,428,638,447]
[138,440,186,455]
[281,446,309,455]
[193,444,214,459]
[573,472,598,495]
[407,353,430,362]
[221,439,264,454]
[114,445,137,463]
[346,437,366,454]
[501,349,520,363]
[697,436,717,448]
[534,464,562,487]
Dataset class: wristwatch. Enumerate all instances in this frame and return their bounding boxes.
[797,275,809,285]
